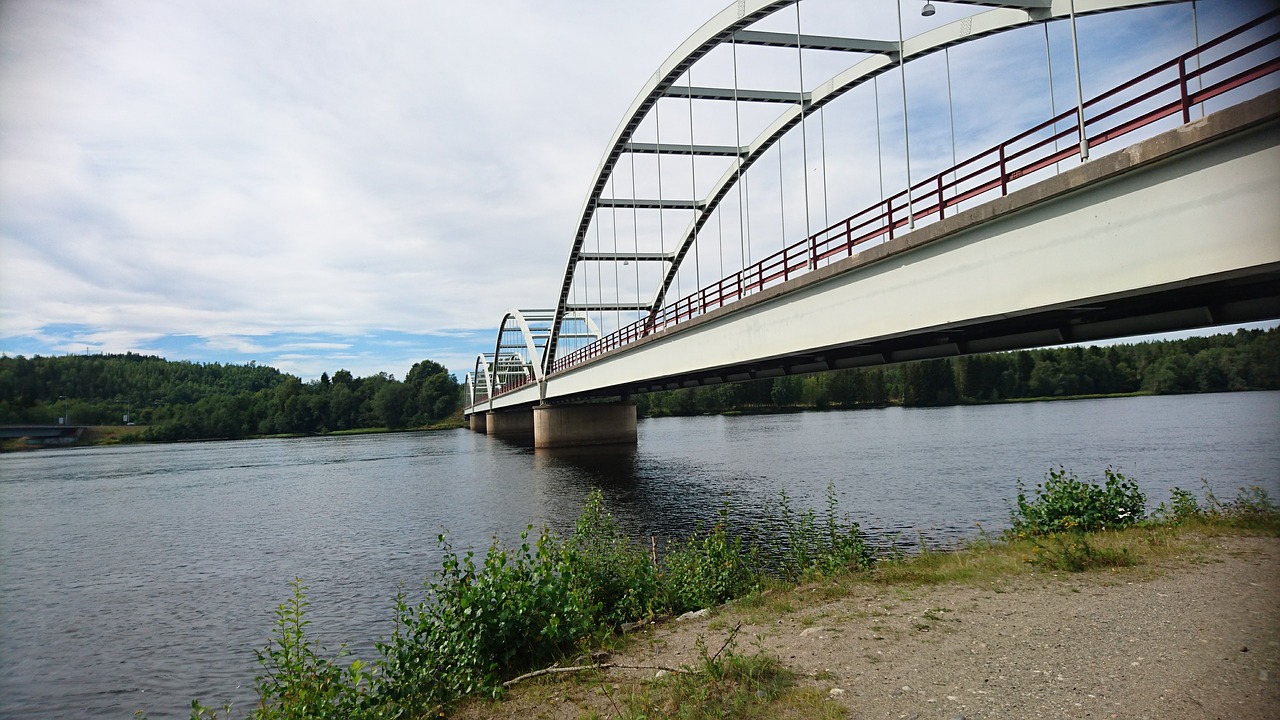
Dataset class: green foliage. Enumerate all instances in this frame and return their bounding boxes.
[562,490,660,627]
[375,530,592,715]
[251,579,376,720]
[1156,482,1278,530]
[0,352,460,440]
[773,485,875,580]
[1009,467,1146,536]
[658,505,758,613]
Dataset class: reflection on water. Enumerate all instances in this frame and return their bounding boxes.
[1,392,1277,718]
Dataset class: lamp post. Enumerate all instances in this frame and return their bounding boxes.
[59,395,67,425]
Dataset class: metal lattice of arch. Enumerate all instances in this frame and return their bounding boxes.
[543,0,1196,373]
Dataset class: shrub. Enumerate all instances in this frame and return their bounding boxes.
[1009,466,1146,536]
[561,490,659,627]
[659,503,759,613]
[774,485,875,580]
[249,579,376,720]
[373,530,592,716]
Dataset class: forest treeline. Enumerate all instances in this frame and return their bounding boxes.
[637,327,1280,417]
[0,353,460,441]
[1,328,1276,441]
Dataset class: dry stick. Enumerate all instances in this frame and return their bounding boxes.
[710,622,743,663]
[502,662,690,688]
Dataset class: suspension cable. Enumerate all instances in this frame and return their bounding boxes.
[687,68,700,296]
[795,1,812,255]
[732,35,749,269]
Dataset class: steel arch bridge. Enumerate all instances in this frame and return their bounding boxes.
[465,0,1280,417]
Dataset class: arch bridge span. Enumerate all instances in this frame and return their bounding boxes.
[464,1,1280,445]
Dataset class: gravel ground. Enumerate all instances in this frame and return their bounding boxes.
[464,535,1278,719]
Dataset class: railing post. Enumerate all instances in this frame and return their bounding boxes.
[998,144,1008,196]
[1178,56,1192,124]
[845,218,854,257]
[937,175,945,219]
[886,199,895,241]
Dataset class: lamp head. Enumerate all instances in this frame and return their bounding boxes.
[922,2,937,17]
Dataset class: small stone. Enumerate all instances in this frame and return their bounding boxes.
[902,685,912,692]
[829,688,846,698]
[1240,646,1249,653]
[654,670,669,679]
[677,608,709,621]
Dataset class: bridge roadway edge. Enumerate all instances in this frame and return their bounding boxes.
[523,90,1280,404]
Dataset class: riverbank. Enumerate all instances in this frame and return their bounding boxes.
[456,526,1279,719]
[0,415,467,452]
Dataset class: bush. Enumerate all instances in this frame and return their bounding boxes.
[658,504,759,613]
[1156,482,1277,530]
[373,530,592,716]
[774,485,875,580]
[1009,466,1146,535]
[249,579,375,720]
[562,490,659,627]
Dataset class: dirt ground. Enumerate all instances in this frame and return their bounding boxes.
[462,536,1279,719]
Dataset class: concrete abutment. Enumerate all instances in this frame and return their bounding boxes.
[467,412,486,433]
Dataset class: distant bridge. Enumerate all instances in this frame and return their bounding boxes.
[464,1,1280,446]
[0,425,86,445]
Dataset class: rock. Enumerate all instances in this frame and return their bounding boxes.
[800,627,827,637]
[677,608,709,622]
[829,687,846,698]
[654,670,669,679]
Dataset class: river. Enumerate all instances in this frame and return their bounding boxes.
[1,391,1277,718]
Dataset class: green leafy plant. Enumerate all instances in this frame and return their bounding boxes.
[658,503,759,613]
[374,528,593,716]
[251,578,375,720]
[1009,466,1146,536]
[562,490,659,627]
[774,484,874,580]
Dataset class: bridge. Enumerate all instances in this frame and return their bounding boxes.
[0,425,86,445]
[464,0,1280,447]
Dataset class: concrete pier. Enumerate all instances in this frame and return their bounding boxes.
[467,412,486,433]
[486,409,534,440]
[532,402,637,448]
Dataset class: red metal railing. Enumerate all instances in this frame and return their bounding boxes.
[538,12,1279,380]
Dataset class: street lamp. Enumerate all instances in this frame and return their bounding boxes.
[58,395,67,425]
[922,2,936,17]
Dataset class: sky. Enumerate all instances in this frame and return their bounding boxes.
[1,0,1273,381]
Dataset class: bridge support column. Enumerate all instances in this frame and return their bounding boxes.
[533,402,637,448]
[486,409,534,440]
[468,412,487,433]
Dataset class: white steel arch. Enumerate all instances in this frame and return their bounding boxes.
[544,0,1192,372]
[470,353,496,408]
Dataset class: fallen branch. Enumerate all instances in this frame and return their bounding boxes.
[503,662,690,688]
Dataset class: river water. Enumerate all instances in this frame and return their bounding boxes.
[1,392,1277,718]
